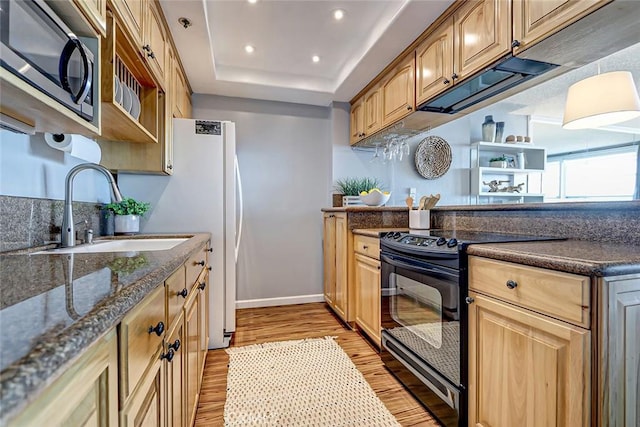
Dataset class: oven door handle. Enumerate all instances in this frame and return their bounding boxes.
[59,37,92,105]
[381,254,458,279]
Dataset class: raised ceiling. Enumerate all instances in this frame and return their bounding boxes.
[159,0,454,106]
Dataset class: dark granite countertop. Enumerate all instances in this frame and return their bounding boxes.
[321,206,409,212]
[466,239,640,276]
[0,233,210,422]
[432,200,640,212]
[352,228,408,238]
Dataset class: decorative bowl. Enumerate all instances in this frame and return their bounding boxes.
[360,190,391,206]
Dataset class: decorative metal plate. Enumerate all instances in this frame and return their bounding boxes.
[414,136,452,179]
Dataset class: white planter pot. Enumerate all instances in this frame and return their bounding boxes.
[489,160,508,168]
[114,214,140,235]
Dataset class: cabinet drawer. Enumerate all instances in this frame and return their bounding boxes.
[186,246,207,287]
[166,265,186,329]
[354,235,380,260]
[119,285,165,401]
[468,256,590,328]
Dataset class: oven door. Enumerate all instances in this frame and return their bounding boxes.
[0,0,94,120]
[380,251,461,426]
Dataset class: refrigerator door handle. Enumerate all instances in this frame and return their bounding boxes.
[235,154,243,262]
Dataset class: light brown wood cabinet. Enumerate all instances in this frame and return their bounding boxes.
[121,350,165,427]
[165,313,185,427]
[323,212,348,322]
[144,1,168,87]
[198,269,210,381]
[173,53,192,119]
[349,98,365,145]
[75,0,107,36]
[354,234,381,347]
[415,17,454,106]
[184,290,200,427]
[453,0,511,82]
[111,0,144,47]
[381,55,415,126]
[468,256,591,427]
[7,330,118,427]
[364,87,382,137]
[512,0,611,54]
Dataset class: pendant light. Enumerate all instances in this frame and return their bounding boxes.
[562,70,640,130]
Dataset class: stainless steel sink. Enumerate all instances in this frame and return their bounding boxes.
[33,238,189,254]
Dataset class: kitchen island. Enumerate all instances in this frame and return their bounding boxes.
[0,233,210,425]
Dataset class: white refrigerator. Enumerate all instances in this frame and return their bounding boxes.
[118,119,242,349]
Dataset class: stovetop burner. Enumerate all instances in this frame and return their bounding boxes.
[382,229,561,254]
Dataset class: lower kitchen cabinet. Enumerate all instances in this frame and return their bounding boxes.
[7,330,118,427]
[353,233,382,347]
[468,255,591,427]
[198,269,210,381]
[165,313,185,427]
[323,212,348,322]
[184,289,200,427]
[121,350,165,427]
[468,292,590,427]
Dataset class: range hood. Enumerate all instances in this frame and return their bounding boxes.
[418,56,559,114]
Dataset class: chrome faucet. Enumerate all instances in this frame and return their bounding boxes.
[61,163,123,248]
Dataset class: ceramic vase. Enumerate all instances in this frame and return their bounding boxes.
[114,214,140,234]
[482,115,496,142]
[495,122,505,143]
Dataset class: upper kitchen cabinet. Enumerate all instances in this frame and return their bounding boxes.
[110,0,144,48]
[109,0,167,88]
[364,86,383,137]
[349,97,365,145]
[74,0,108,36]
[512,0,611,54]
[415,17,454,106]
[0,0,101,137]
[453,0,511,82]
[172,51,192,119]
[381,54,416,126]
[143,0,168,87]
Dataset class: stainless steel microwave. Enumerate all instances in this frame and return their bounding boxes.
[0,0,95,121]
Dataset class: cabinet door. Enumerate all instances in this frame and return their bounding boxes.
[185,292,200,427]
[453,0,511,81]
[165,317,184,427]
[513,0,610,54]
[381,55,415,126]
[349,98,365,145]
[173,59,192,119]
[323,213,337,306]
[114,0,145,46]
[121,353,165,427]
[468,292,590,427]
[598,276,640,426]
[354,253,381,346]
[145,1,167,86]
[8,331,118,427]
[364,88,382,136]
[75,0,107,36]
[198,271,210,380]
[416,17,454,105]
[334,214,348,320]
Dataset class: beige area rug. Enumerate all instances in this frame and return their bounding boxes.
[224,336,401,426]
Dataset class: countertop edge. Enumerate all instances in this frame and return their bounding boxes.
[0,233,210,423]
[466,243,640,276]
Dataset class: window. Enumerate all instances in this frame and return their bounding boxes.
[545,144,639,202]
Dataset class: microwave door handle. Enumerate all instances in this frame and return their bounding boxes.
[380,254,458,279]
[59,38,92,104]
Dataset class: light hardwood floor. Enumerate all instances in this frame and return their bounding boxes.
[195,302,438,426]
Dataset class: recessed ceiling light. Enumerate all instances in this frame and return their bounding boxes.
[245,45,255,54]
[247,0,257,4]
[312,55,320,63]
[333,9,345,21]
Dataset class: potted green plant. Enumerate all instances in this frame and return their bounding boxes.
[489,155,508,168]
[104,197,150,234]
[334,177,382,206]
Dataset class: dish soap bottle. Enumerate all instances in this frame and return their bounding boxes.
[482,115,496,142]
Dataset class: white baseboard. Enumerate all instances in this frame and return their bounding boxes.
[236,294,325,309]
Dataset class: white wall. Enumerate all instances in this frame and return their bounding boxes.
[0,131,109,202]
[192,95,332,303]
[332,104,529,206]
